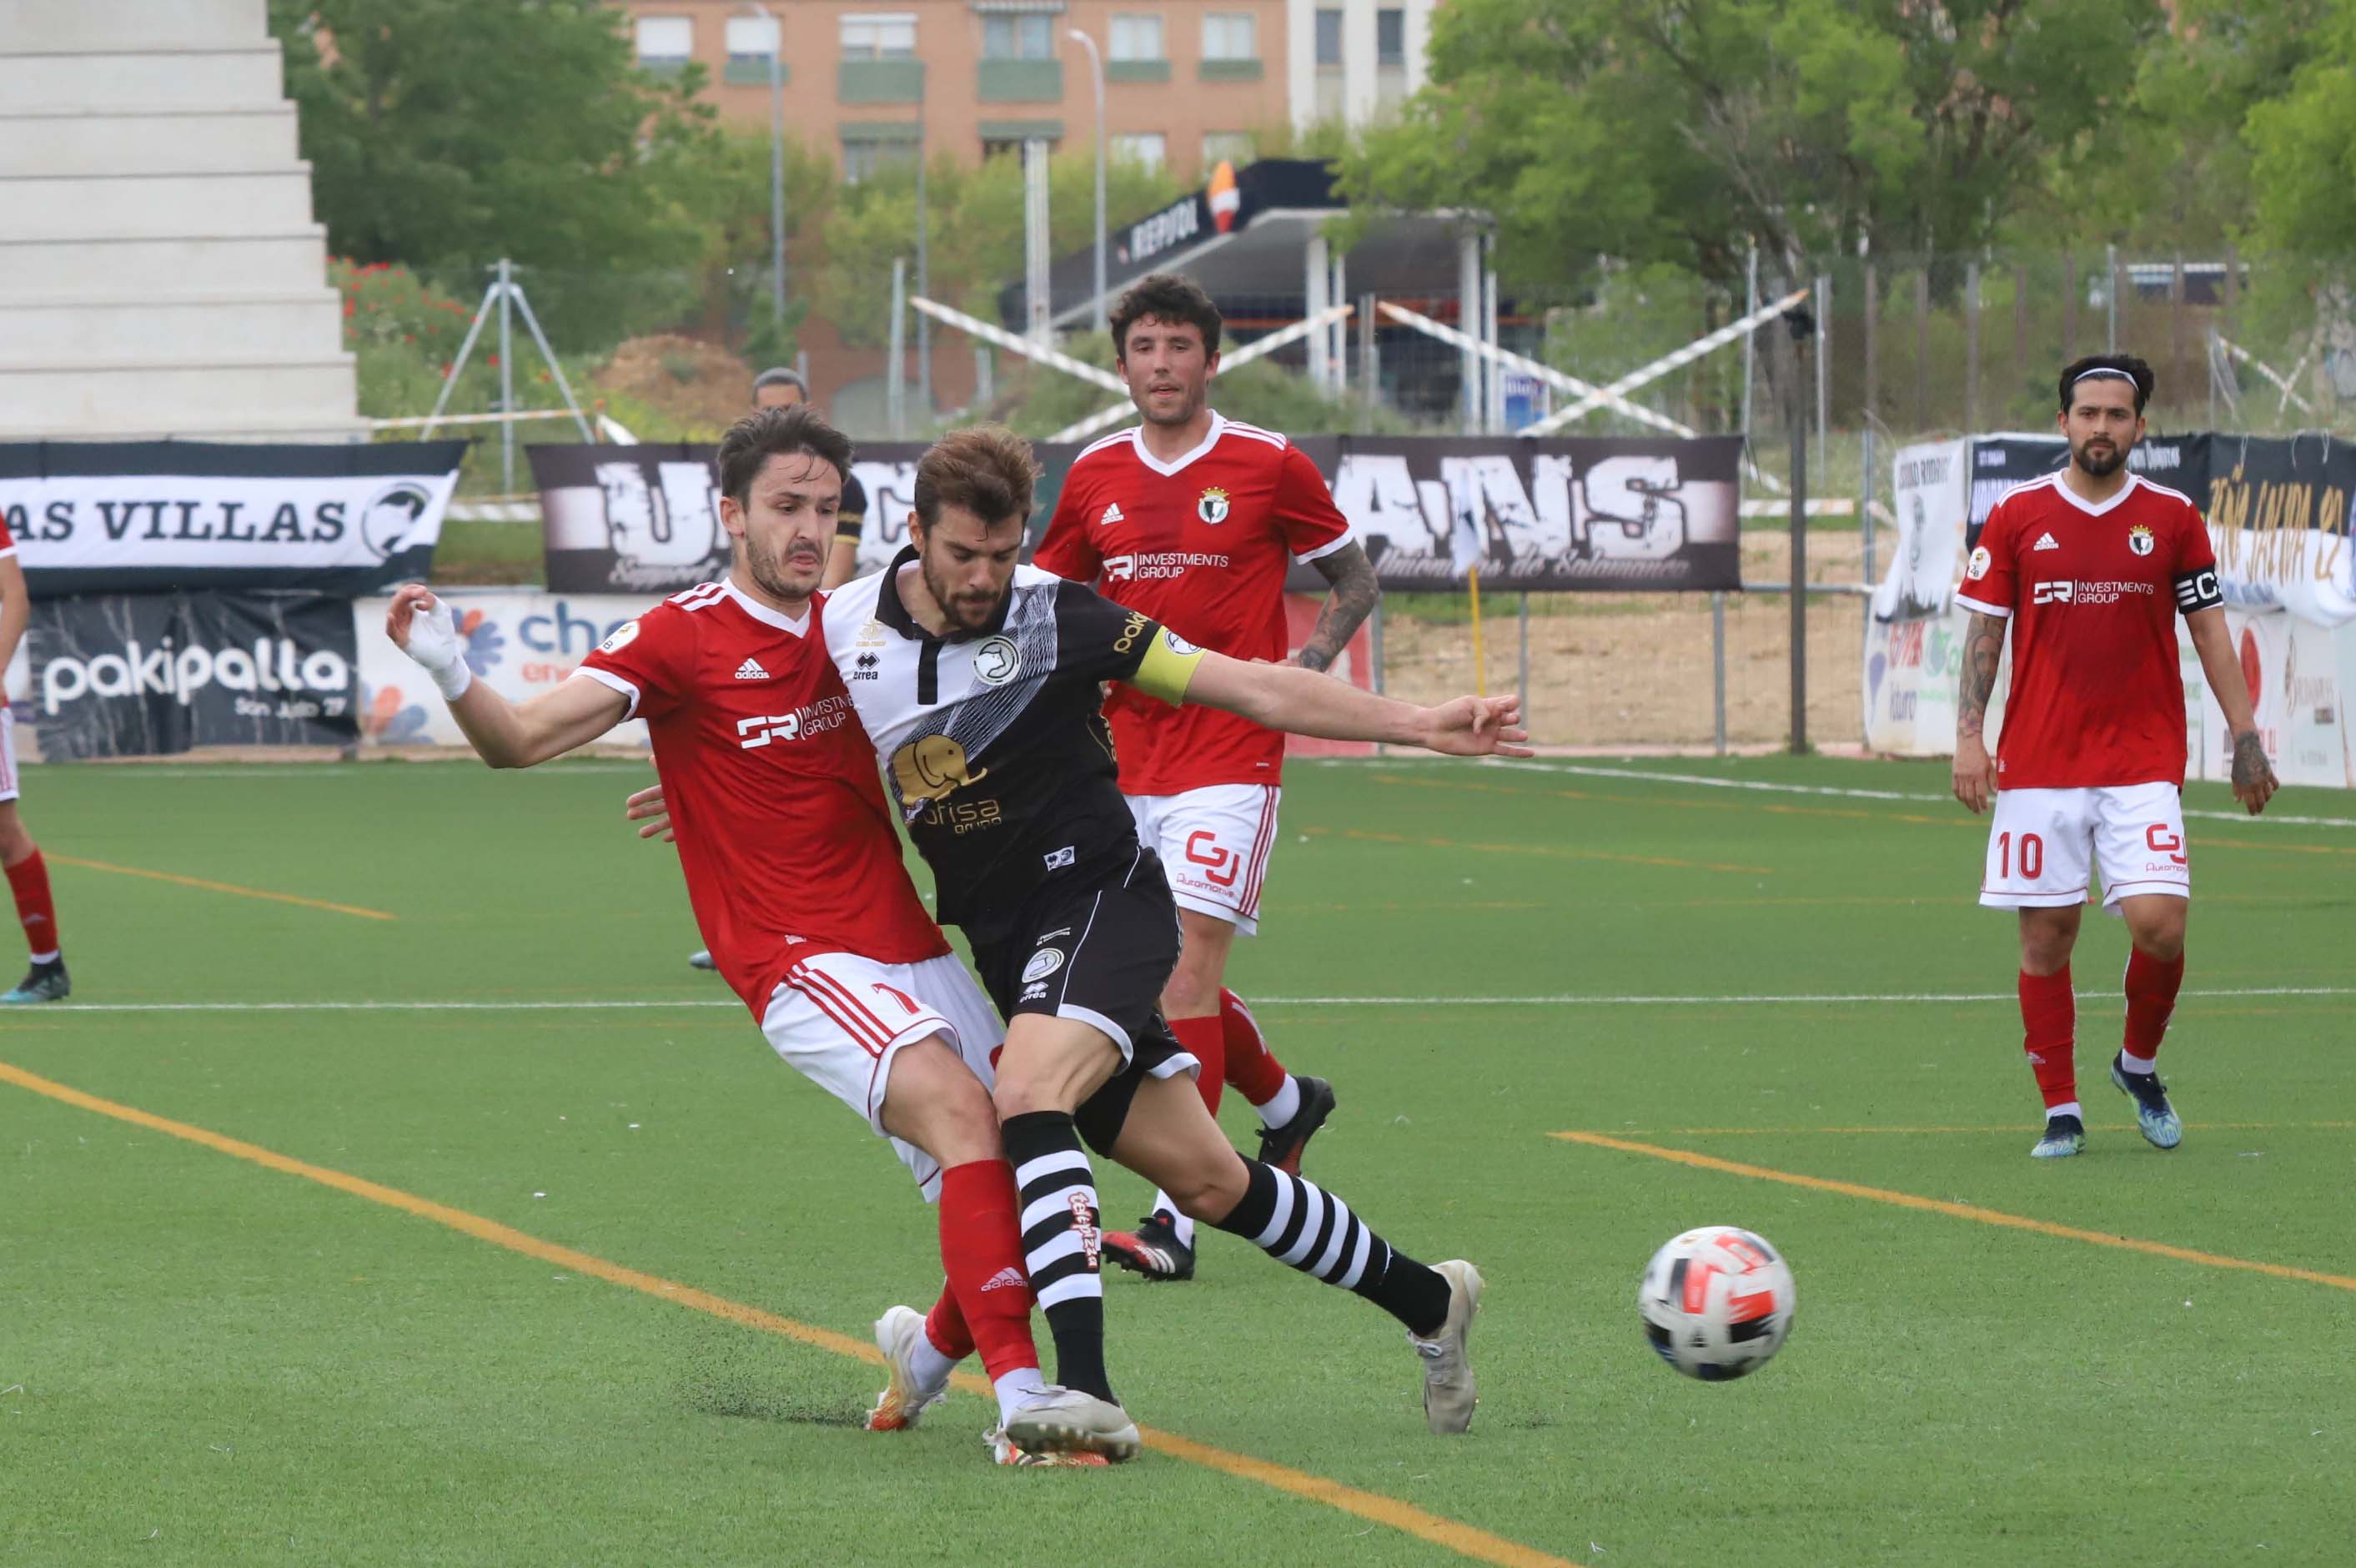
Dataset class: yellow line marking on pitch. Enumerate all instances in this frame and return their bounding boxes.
[0,1060,1571,1568]
[1578,1121,2356,1137]
[1551,1129,2356,1293]
[1301,823,1773,876]
[47,854,396,921]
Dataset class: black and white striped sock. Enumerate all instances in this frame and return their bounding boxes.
[1212,1157,1451,1337]
[1001,1110,1113,1403]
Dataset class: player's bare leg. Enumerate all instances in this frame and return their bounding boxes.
[2108,893,2188,1149]
[1110,909,1334,1280]
[873,1033,1138,1460]
[1108,1071,1482,1433]
[2018,904,2083,1158]
[0,802,68,1005]
[990,1013,1138,1443]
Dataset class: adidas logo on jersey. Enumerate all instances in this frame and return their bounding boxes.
[734,657,769,680]
[979,1266,1027,1293]
[2032,532,2062,551]
[1099,502,1125,525]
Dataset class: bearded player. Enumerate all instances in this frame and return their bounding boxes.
[388,406,1133,1465]
[1952,354,2278,1159]
[1032,273,1379,1281]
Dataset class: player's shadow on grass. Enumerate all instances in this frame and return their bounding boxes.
[669,1315,867,1428]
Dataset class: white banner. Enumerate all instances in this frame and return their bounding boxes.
[1871,440,1969,624]
[350,590,652,749]
[2183,608,2356,789]
[0,440,465,596]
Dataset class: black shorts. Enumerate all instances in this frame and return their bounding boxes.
[971,846,1195,1153]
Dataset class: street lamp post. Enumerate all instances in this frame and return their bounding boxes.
[740,3,786,323]
[1066,28,1107,330]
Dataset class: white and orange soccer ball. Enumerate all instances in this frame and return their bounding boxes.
[1637,1226,1796,1381]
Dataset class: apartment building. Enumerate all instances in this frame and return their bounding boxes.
[1287,0,1434,132]
[620,1,1292,183]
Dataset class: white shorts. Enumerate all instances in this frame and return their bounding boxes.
[0,706,18,804]
[1978,782,2191,912]
[1127,783,1281,936]
[760,949,1004,1203]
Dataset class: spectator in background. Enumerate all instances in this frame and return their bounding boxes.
[689,369,874,972]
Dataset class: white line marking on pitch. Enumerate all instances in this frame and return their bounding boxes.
[20,985,2353,1015]
[1462,758,2356,829]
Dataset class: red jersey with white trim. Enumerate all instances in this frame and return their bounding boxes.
[576,579,947,1016]
[1033,413,1354,794]
[1954,472,2219,789]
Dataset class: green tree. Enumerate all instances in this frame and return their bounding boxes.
[1345,0,2162,284]
[270,0,714,347]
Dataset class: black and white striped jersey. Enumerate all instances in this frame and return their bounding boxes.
[821,545,1203,940]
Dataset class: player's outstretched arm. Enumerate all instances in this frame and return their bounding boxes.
[1952,611,2005,814]
[2185,606,2279,815]
[386,584,629,769]
[1180,650,1531,757]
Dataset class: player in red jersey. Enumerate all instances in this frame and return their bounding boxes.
[387,406,1133,1465]
[0,513,70,1005]
[1032,273,1379,1280]
[1952,354,2278,1158]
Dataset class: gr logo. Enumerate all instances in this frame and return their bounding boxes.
[2032,580,2075,605]
[736,711,802,749]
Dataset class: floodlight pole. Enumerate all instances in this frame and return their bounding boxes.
[740,3,786,321]
[1067,28,1107,330]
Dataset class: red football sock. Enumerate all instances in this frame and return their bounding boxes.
[922,1282,974,1361]
[2018,967,2077,1110]
[2122,947,2185,1063]
[1170,1014,1225,1116]
[6,849,59,961]
[1218,988,1287,1106]
[936,1161,1037,1382]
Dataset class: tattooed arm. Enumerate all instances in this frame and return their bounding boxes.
[1952,611,2007,814]
[2184,606,2279,815]
[1291,541,1380,673]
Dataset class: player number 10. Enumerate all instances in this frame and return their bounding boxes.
[1997,831,2044,880]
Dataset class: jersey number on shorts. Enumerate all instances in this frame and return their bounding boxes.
[1997,832,2045,880]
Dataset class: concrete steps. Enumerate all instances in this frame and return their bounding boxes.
[6,168,317,241]
[0,359,359,439]
[0,108,300,178]
[0,292,344,359]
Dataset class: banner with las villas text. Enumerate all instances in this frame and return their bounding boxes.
[530,435,1746,596]
[0,440,465,596]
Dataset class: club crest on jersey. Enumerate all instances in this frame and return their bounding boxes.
[1197,486,1230,525]
[892,733,987,802]
[972,635,1022,686]
[2127,524,2155,556]
[1022,947,1065,984]
[1966,545,1993,580]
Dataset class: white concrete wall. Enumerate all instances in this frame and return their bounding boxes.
[0,0,360,440]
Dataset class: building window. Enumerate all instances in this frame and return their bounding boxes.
[726,13,779,61]
[1315,8,1343,68]
[1376,7,1405,68]
[1202,12,1255,60]
[841,12,917,59]
[983,13,1055,58]
[1111,132,1166,172]
[1203,131,1254,168]
[635,15,692,68]
[841,138,918,183]
[982,134,1062,160]
[1109,13,1164,62]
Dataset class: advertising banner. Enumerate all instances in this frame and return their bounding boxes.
[533,435,1746,598]
[28,590,360,757]
[1872,440,1969,625]
[350,590,653,749]
[0,441,464,596]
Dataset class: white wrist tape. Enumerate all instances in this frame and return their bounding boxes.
[400,598,475,701]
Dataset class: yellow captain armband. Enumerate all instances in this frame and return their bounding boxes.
[1129,626,1204,706]
[834,510,866,541]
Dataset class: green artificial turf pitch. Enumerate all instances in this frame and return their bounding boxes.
[3,754,2350,1565]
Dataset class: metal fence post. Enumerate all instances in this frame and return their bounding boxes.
[887,257,907,439]
[1369,597,1387,757]
[1711,591,1728,756]
[1964,260,1981,431]
[496,257,515,494]
[1516,591,1530,731]
[2107,242,2119,352]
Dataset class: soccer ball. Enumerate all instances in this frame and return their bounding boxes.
[1637,1225,1796,1381]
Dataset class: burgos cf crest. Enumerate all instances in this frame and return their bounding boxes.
[2127,524,2155,556]
[1197,486,1231,525]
